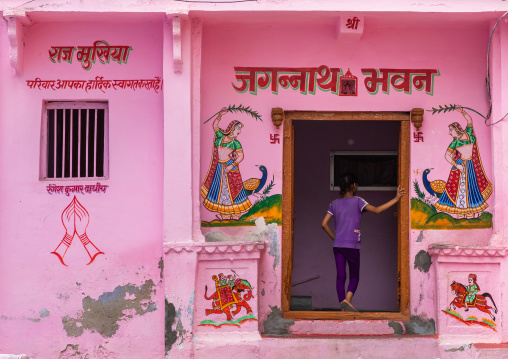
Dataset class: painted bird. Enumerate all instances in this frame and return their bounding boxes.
[422,168,446,199]
[243,165,268,196]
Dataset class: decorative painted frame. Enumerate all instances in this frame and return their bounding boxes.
[279,109,411,321]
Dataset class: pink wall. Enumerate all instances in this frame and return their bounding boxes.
[0,20,165,358]
[199,14,496,341]
[1,5,508,359]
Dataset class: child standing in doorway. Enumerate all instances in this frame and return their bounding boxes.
[321,173,405,311]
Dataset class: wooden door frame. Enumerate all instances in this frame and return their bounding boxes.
[280,110,411,321]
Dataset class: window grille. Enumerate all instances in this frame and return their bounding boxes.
[41,102,109,180]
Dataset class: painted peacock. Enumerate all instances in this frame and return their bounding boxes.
[422,168,446,199]
[243,165,268,196]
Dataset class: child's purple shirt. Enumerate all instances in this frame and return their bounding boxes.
[327,196,369,249]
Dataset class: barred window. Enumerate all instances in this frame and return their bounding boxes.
[41,101,109,180]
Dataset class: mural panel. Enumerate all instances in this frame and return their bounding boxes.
[199,271,257,328]
[411,106,492,229]
[443,273,498,331]
[201,106,281,227]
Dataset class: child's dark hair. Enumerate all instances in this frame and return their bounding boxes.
[339,172,359,196]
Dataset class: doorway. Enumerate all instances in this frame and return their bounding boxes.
[280,110,410,321]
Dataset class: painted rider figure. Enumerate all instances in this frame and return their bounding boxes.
[465,273,479,310]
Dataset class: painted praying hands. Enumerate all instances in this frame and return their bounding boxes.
[51,196,104,266]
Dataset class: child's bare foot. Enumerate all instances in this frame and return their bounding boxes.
[340,300,358,312]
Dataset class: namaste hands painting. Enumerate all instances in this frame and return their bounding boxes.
[51,196,104,266]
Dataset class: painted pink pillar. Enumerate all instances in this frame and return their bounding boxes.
[164,14,194,244]
[489,19,508,344]
[191,17,205,242]
[163,14,200,357]
[488,18,506,249]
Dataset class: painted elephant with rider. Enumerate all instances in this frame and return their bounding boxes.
[204,275,254,322]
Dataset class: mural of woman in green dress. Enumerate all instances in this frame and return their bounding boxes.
[201,108,253,220]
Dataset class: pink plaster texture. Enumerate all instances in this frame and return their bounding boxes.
[0,19,165,358]
[1,2,508,359]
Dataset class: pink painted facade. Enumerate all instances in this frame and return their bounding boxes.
[1,2,508,358]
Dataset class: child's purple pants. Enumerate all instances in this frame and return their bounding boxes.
[333,247,360,302]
